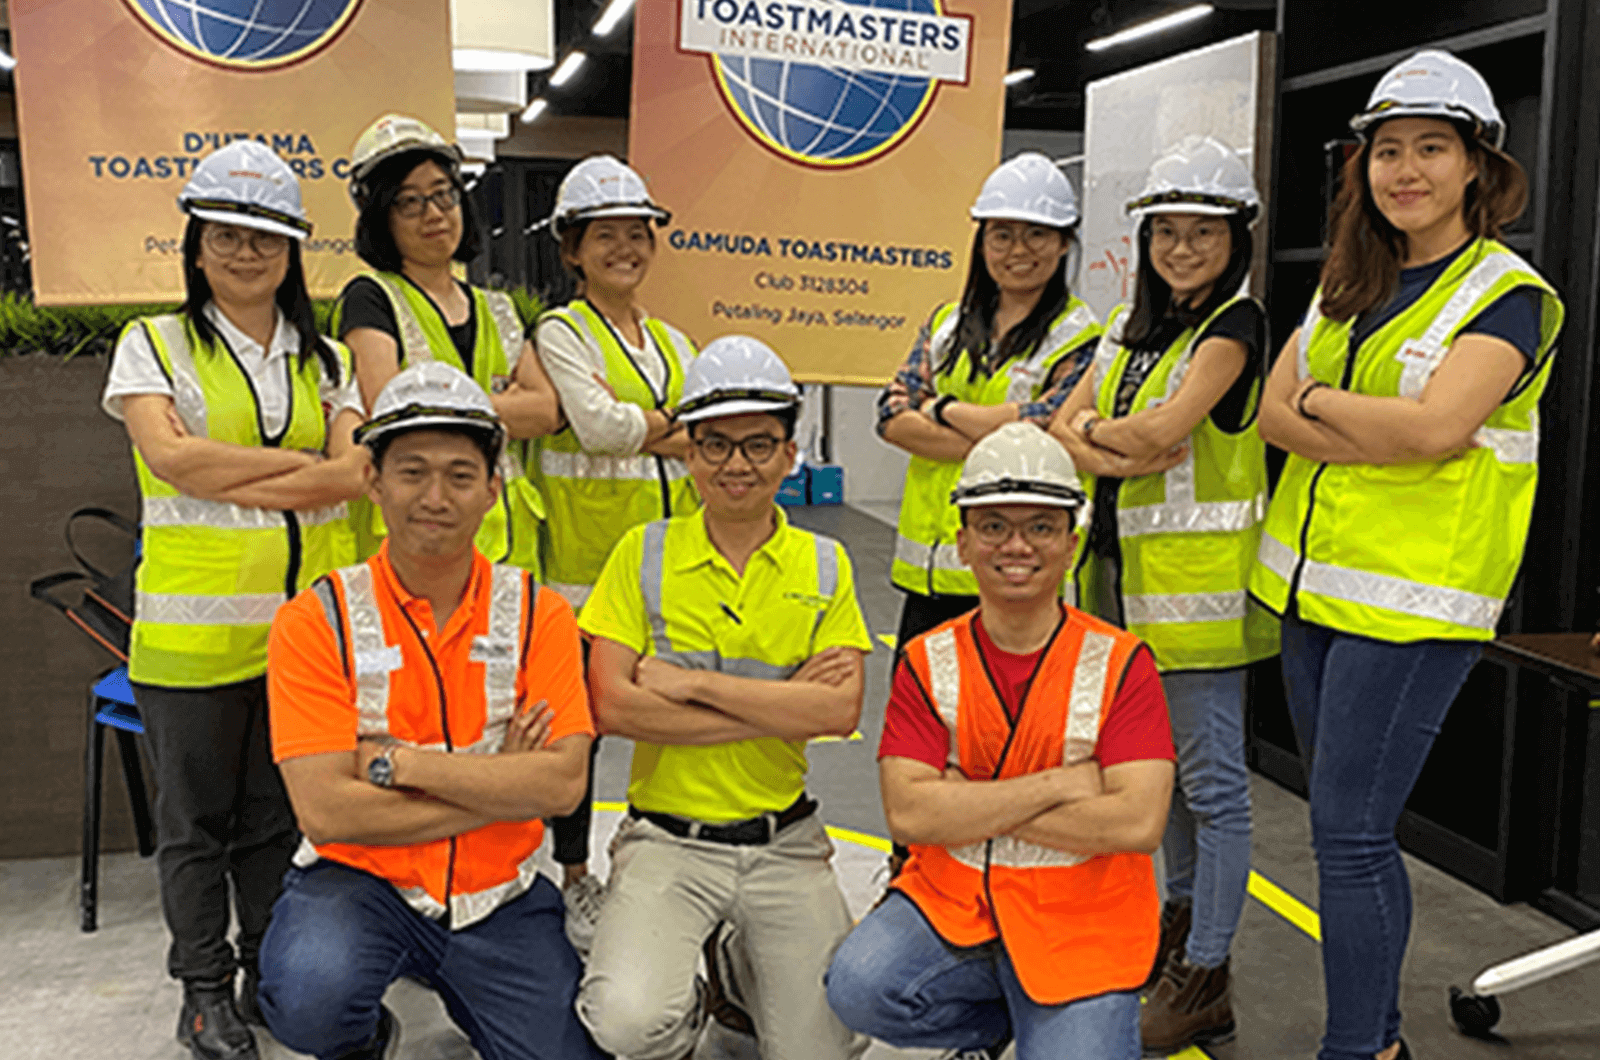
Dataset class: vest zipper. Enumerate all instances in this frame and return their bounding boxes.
[396,603,457,923]
[1289,331,1362,604]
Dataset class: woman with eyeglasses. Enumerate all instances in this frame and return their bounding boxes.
[531,154,700,953]
[879,153,1103,652]
[1252,52,1562,1060]
[1048,136,1277,1057]
[101,141,366,1060]
[335,114,560,572]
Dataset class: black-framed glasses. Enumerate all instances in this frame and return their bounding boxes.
[202,226,290,259]
[693,433,783,466]
[392,186,462,219]
[970,511,1072,547]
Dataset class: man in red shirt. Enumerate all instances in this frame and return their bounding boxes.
[826,422,1175,1060]
[256,363,604,1060]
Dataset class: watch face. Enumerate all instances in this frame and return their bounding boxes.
[367,752,394,788]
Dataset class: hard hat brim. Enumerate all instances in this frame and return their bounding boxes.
[552,203,672,233]
[970,206,1080,228]
[955,489,1084,510]
[1350,103,1504,148]
[676,396,797,425]
[354,409,505,450]
[184,204,311,240]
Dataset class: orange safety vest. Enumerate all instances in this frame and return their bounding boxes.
[293,550,553,929]
[892,608,1160,1005]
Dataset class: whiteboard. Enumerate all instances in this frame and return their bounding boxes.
[1079,32,1277,321]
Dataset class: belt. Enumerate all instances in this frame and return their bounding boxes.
[629,795,818,846]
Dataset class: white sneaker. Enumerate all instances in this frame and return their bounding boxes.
[562,873,606,958]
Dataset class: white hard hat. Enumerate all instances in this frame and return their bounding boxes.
[1350,50,1504,149]
[676,336,800,425]
[178,141,311,240]
[348,114,463,207]
[952,422,1088,513]
[970,152,1079,228]
[1126,135,1261,223]
[353,361,505,454]
[550,155,670,235]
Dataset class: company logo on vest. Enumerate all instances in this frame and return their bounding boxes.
[123,0,362,70]
[681,0,973,169]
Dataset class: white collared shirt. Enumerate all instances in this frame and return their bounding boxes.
[103,302,364,436]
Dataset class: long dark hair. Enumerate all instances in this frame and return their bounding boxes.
[353,149,482,273]
[1121,213,1253,351]
[938,220,1075,377]
[1319,120,1528,322]
[180,217,342,384]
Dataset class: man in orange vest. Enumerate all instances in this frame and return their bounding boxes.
[255,362,606,1060]
[825,422,1176,1060]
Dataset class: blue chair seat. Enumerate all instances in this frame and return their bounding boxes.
[92,669,142,733]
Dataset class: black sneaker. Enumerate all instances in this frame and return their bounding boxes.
[236,966,265,1027]
[336,1005,400,1060]
[176,979,259,1060]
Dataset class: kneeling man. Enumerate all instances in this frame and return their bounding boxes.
[826,422,1175,1060]
[258,363,604,1060]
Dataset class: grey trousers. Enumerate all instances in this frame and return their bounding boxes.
[132,676,298,984]
[578,812,865,1060]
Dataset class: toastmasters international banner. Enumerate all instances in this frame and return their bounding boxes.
[11,0,455,305]
[630,0,1010,385]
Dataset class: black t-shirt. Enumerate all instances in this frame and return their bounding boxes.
[337,274,478,376]
[1090,299,1267,559]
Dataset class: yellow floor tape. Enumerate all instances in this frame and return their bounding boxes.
[877,633,897,650]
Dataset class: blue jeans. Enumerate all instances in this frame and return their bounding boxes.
[825,892,1140,1060]
[1160,668,1253,968]
[1280,612,1482,1060]
[257,861,604,1060]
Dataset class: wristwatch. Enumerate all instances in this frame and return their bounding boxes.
[367,747,397,788]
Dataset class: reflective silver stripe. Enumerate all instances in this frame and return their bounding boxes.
[449,846,541,929]
[1005,303,1096,403]
[1117,495,1263,538]
[814,536,839,598]
[1419,253,1522,352]
[986,834,1090,869]
[540,448,681,482]
[484,290,524,368]
[375,275,433,364]
[1298,300,1321,380]
[947,841,986,871]
[1066,630,1112,763]
[640,520,671,657]
[1091,308,1126,392]
[893,534,967,574]
[396,883,448,921]
[549,581,593,609]
[1124,590,1248,625]
[136,591,284,626]
[928,305,960,365]
[340,564,395,738]
[1473,425,1538,464]
[1299,556,1503,631]
[1257,533,1298,582]
[475,566,524,746]
[923,626,962,767]
[145,315,210,435]
[141,495,348,531]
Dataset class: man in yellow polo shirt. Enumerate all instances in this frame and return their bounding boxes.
[576,336,873,1060]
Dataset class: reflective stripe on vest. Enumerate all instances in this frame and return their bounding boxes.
[142,495,348,531]
[538,448,690,482]
[639,519,840,680]
[317,560,533,926]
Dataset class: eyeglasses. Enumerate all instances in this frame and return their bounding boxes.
[693,433,783,466]
[392,186,462,219]
[969,512,1071,547]
[983,224,1060,254]
[202,226,290,259]
[1149,222,1228,254]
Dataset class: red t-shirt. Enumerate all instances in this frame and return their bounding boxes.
[878,612,1173,770]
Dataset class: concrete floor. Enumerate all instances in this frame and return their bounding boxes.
[4,504,1600,1059]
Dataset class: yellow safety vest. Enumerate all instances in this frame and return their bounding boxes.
[534,299,699,606]
[891,298,1102,596]
[128,314,356,687]
[339,271,545,575]
[1074,298,1278,670]
[1251,239,1564,642]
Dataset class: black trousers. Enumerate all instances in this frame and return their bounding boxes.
[549,637,596,866]
[894,589,981,654]
[132,676,298,984]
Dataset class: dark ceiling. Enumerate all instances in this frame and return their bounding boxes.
[533,0,1278,131]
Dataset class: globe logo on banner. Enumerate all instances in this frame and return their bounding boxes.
[123,0,362,70]
[680,0,974,169]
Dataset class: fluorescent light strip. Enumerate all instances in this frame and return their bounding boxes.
[593,0,637,37]
[1085,3,1213,53]
[1004,67,1035,86]
[0,51,14,72]
[521,98,549,123]
[549,51,587,88]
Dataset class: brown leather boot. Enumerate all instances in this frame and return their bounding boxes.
[1139,955,1235,1057]
[1140,899,1192,993]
